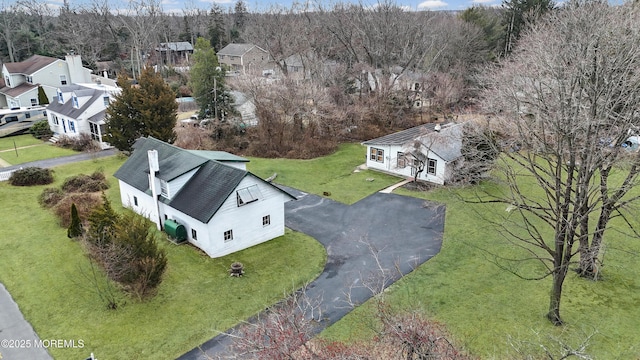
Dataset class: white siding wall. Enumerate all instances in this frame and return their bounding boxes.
[165,168,199,198]
[201,176,288,258]
[118,180,160,225]
[365,144,448,185]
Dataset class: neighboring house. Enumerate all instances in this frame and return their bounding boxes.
[0,54,92,109]
[46,83,120,149]
[362,122,464,185]
[114,137,296,258]
[156,41,194,65]
[217,43,269,75]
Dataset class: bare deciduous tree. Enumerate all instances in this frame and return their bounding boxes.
[479,0,640,325]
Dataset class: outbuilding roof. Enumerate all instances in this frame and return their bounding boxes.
[362,123,439,146]
[158,42,194,52]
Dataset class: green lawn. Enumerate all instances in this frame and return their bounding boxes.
[0,135,78,165]
[321,183,640,359]
[247,143,403,204]
[0,156,326,359]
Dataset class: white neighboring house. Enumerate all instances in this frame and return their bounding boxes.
[113,137,296,258]
[362,123,464,185]
[46,83,120,149]
[0,54,92,109]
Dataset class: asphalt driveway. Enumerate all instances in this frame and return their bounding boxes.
[179,186,445,359]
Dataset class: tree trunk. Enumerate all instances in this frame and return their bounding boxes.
[546,267,567,326]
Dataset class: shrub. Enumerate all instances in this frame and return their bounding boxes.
[30,120,53,139]
[61,171,109,193]
[39,187,64,208]
[53,193,102,227]
[56,133,100,152]
[9,167,54,186]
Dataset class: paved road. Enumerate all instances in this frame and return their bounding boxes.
[178,186,445,360]
[0,148,118,172]
[0,284,52,360]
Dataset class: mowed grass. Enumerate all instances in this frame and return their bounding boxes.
[322,180,640,358]
[247,143,403,204]
[0,134,77,165]
[0,155,326,359]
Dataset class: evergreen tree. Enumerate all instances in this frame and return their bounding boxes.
[105,68,177,152]
[86,193,120,246]
[189,37,234,120]
[37,86,49,105]
[502,0,555,54]
[105,75,143,152]
[208,4,227,51]
[137,66,178,143]
[67,203,83,238]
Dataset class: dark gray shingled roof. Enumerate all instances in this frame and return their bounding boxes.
[114,137,295,223]
[169,161,246,222]
[362,123,439,146]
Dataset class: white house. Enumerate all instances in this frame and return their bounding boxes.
[362,123,464,185]
[113,137,296,258]
[46,83,120,149]
[0,54,92,109]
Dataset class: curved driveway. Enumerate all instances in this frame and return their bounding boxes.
[179,185,445,359]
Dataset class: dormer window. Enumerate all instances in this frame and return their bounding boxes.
[57,90,63,103]
[236,185,261,207]
[72,95,79,108]
[4,76,10,87]
[103,96,110,106]
[60,75,67,85]
[26,76,33,84]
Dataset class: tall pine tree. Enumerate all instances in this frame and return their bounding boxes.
[106,67,177,152]
[189,37,234,120]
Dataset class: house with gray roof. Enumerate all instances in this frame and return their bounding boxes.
[217,43,269,75]
[114,137,296,258]
[156,41,194,65]
[0,54,92,109]
[362,122,464,185]
[46,83,120,149]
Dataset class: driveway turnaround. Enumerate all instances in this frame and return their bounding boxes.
[178,186,445,360]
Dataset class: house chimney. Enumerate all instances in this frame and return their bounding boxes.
[148,150,161,230]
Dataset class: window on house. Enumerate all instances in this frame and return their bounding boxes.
[26,76,33,84]
[414,82,420,91]
[4,76,10,87]
[72,95,79,108]
[427,158,437,175]
[160,180,169,198]
[53,115,59,125]
[60,75,67,85]
[57,90,63,103]
[103,96,110,106]
[68,120,75,133]
[370,147,384,162]
[236,184,261,206]
[224,229,233,242]
[134,196,138,206]
[25,112,30,119]
[397,152,406,168]
[30,98,37,106]
[262,215,271,226]
[192,229,197,240]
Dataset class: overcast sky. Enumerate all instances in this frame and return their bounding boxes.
[19,0,501,15]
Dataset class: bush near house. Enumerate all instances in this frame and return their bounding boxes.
[29,119,53,140]
[55,133,100,152]
[9,167,54,186]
